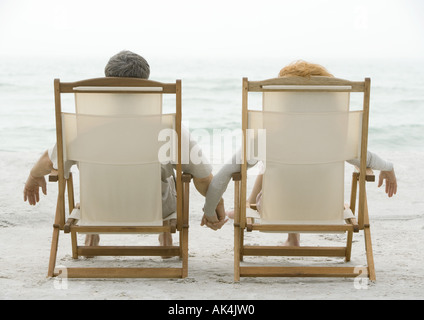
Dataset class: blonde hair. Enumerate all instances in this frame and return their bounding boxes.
[278,60,333,78]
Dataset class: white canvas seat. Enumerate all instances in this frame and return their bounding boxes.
[233,76,376,281]
[48,78,190,279]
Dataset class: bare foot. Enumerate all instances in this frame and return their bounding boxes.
[226,210,235,219]
[226,201,251,220]
[84,234,100,258]
[158,232,173,259]
[158,220,173,259]
[283,233,300,246]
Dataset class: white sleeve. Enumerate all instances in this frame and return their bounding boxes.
[347,151,393,171]
[48,144,58,169]
[47,143,77,177]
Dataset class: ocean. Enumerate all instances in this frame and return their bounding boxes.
[1,55,423,154]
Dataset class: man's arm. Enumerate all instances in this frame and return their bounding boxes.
[192,174,213,197]
[23,150,53,205]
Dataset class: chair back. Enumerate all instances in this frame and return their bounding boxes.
[60,82,176,226]
[247,81,363,225]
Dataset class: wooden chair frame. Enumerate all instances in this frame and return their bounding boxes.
[233,76,376,281]
[47,77,190,278]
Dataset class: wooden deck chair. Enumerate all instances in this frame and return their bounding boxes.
[233,76,376,281]
[47,77,191,278]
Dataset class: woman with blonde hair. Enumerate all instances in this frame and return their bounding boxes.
[202,60,397,243]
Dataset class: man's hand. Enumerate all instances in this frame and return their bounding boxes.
[24,174,47,205]
[23,150,53,206]
[378,169,397,198]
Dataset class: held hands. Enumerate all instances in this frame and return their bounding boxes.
[23,174,47,205]
[201,198,228,231]
[378,169,397,198]
[201,214,228,231]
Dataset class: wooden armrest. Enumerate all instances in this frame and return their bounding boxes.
[246,217,254,232]
[232,172,241,181]
[182,173,193,183]
[49,174,58,182]
[48,169,59,182]
[64,218,77,233]
[346,217,360,233]
[169,219,177,233]
[249,203,257,211]
[354,167,375,182]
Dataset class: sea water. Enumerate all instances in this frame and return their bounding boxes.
[1,55,423,222]
[1,55,423,154]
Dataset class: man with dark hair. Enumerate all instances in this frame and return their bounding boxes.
[24,50,227,253]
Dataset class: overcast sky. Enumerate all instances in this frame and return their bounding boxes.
[0,0,423,60]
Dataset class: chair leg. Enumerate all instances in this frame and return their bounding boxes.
[181,226,189,278]
[240,228,244,262]
[345,230,353,262]
[233,178,241,282]
[71,230,78,259]
[363,193,376,281]
[47,225,60,277]
[48,198,63,278]
[234,225,241,282]
[181,179,190,278]
[364,225,376,281]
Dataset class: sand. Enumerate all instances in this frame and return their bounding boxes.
[1,150,423,300]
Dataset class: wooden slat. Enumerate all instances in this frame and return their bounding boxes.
[68,90,169,94]
[49,174,58,182]
[354,167,375,182]
[248,77,365,92]
[59,77,177,93]
[243,246,346,257]
[54,267,183,278]
[240,266,368,278]
[77,246,180,256]
[250,224,353,233]
[71,225,174,233]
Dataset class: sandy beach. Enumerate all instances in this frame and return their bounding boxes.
[0,150,423,300]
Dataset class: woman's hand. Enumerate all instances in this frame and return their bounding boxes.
[378,169,397,198]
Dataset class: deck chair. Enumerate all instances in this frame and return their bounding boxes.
[233,76,376,281]
[47,77,191,278]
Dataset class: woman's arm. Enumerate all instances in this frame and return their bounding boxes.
[347,150,397,198]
